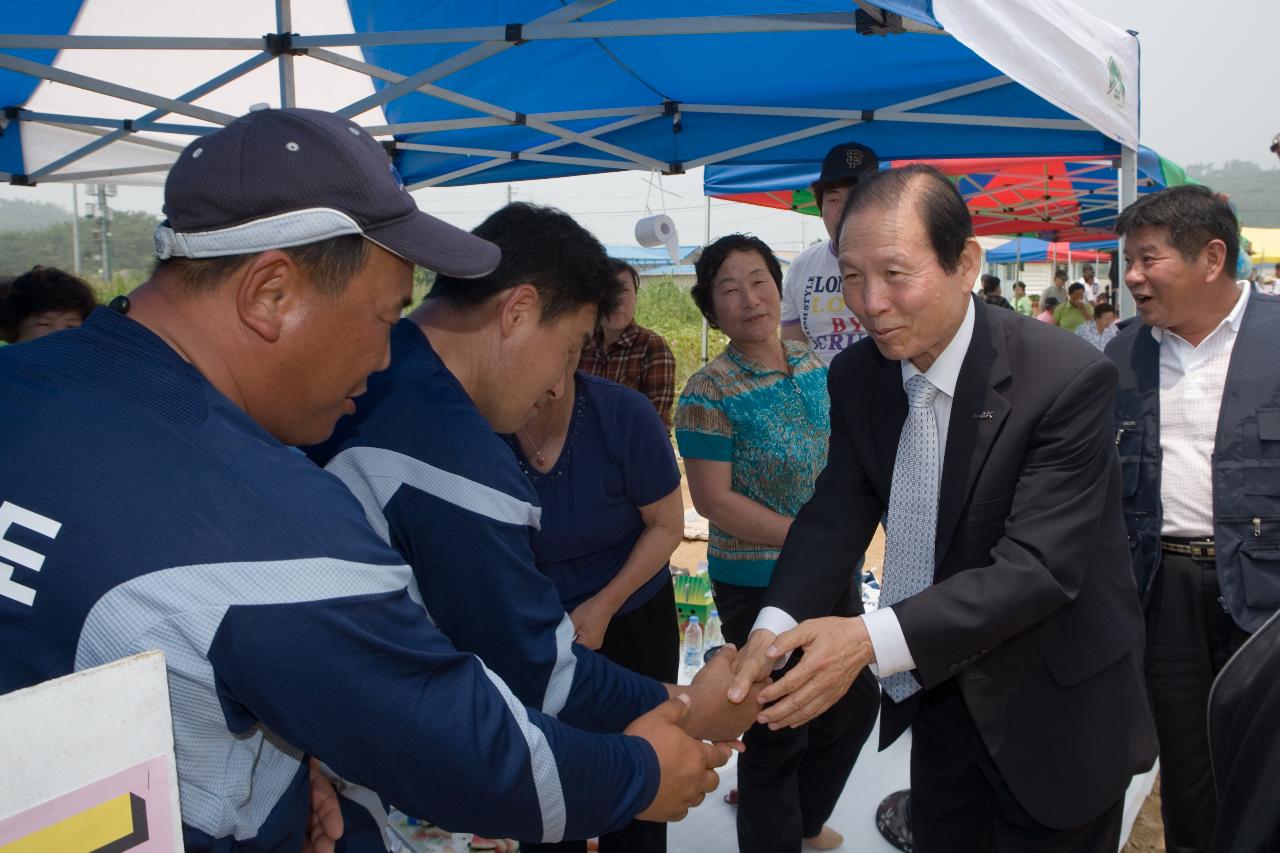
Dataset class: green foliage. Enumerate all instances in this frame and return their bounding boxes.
[1185,161,1280,228]
[635,277,728,393]
[0,197,74,232]
[0,203,162,292]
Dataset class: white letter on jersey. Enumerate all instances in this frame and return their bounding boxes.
[0,501,61,607]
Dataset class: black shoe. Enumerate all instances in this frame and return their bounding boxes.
[875,790,913,853]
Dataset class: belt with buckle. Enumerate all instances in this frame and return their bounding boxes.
[1160,537,1216,560]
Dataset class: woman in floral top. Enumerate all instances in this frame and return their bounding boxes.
[674,234,878,853]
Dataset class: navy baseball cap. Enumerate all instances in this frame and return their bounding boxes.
[814,141,880,189]
[155,107,499,278]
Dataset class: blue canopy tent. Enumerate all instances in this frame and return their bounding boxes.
[986,236,1116,264]
[0,0,1142,321]
[0,1,1138,185]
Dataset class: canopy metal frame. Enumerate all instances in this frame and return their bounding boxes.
[0,2,1122,192]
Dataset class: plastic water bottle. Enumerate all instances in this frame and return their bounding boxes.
[683,615,704,675]
[706,610,723,647]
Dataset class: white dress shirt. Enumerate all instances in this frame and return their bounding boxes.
[754,298,976,677]
[1157,282,1249,537]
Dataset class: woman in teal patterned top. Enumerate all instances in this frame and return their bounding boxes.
[674,233,878,853]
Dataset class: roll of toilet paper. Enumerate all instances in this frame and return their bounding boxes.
[635,214,680,263]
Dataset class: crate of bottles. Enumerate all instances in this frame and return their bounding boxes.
[673,572,711,633]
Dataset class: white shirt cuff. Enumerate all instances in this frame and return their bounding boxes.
[862,606,915,677]
[751,606,799,670]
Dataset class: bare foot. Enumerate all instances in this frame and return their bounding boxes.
[804,825,844,850]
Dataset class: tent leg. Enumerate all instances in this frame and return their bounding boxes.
[701,195,710,365]
[1117,145,1138,319]
[277,0,296,108]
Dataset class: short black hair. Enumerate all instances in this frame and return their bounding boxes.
[691,234,782,330]
[608,258,640,291]
[1068,282,1086,295]
[1115,184,1240,276]
[430,202,618,323]
[981,274,1001,294]
[1041,296,1060,310]
[1013,281,1026,292]
[1054,269,1068,282]
[1094,302,1116,317]
[0,266,98,342]
[155,235,369,298]
[836,164,973,274]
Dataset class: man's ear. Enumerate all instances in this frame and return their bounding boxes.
[236,250,302,344]
[1201,239,1228,282]
[958,237,983,286]
[498,283,541,339]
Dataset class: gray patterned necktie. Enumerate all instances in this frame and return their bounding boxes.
[879,373,941,702]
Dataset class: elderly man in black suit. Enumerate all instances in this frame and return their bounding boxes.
[1108,184,1280,853]
[727,164,1157,852]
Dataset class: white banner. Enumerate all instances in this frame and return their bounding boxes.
[934,0,1140,149]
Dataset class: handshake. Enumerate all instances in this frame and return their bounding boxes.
[625,644,770,822]
[631,615,878,823]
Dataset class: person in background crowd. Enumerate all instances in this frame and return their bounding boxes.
[1054,282,1094,331]
[980,274,1012,310]
[1075,301,1118,351]
[506,353,684,853]
[1107,184,1280,853]
[0,265,97,343]
[1036,296,1060,324]
[1076,263,1102,301]
[1042,269,1069,311]
[1010,281,1033,316]
[677,233,879,853]
[578,259,677,429]
[0,108,730,852]
[780,141,880,365]
[730,163,1155,853]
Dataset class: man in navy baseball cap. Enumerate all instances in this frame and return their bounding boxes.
[0,106,732,852]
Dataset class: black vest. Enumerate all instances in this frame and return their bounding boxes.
[1107,292,1280,633]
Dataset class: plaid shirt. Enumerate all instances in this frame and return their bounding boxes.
[578,322,676,428]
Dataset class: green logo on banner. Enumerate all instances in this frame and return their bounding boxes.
[1106,57,1126,109]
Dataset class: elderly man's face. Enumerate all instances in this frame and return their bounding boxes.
[838,199,976,371]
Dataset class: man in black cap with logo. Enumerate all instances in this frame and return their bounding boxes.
[0,107,732,851]
[780,141,881,366]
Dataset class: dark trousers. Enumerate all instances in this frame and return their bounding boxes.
[713,579,880,853]
[1145,553,1250,853]
[524,576,679,853]
[912,681,1123,853]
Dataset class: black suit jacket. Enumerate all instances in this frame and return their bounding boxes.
[764,298,1157,830]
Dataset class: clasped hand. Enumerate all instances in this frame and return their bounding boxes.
[726,616,875,729]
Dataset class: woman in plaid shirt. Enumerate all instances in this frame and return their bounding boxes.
[579,260,677,428]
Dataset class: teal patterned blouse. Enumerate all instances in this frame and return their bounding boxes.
[675,339,830,587]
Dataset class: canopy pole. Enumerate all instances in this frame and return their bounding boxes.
[701,195,710,365]
[1117,145,1138,319]
[277,0,296,108]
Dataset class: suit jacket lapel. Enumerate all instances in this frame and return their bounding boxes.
[935,301,1012,565]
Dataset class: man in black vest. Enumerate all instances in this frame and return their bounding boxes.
[1107,184,1280,853]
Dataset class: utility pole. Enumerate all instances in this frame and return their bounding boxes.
[87,184,115,285]
[70,184,81,275]
[506,184,513,205]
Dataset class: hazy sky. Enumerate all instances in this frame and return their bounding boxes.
[2,0,1276,254]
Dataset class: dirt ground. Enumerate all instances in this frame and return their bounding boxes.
[672,460,1165,852]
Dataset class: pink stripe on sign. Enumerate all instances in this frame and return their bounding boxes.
[0,753,177,851]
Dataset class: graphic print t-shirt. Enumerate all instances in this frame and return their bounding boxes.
[780,239,867,365]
